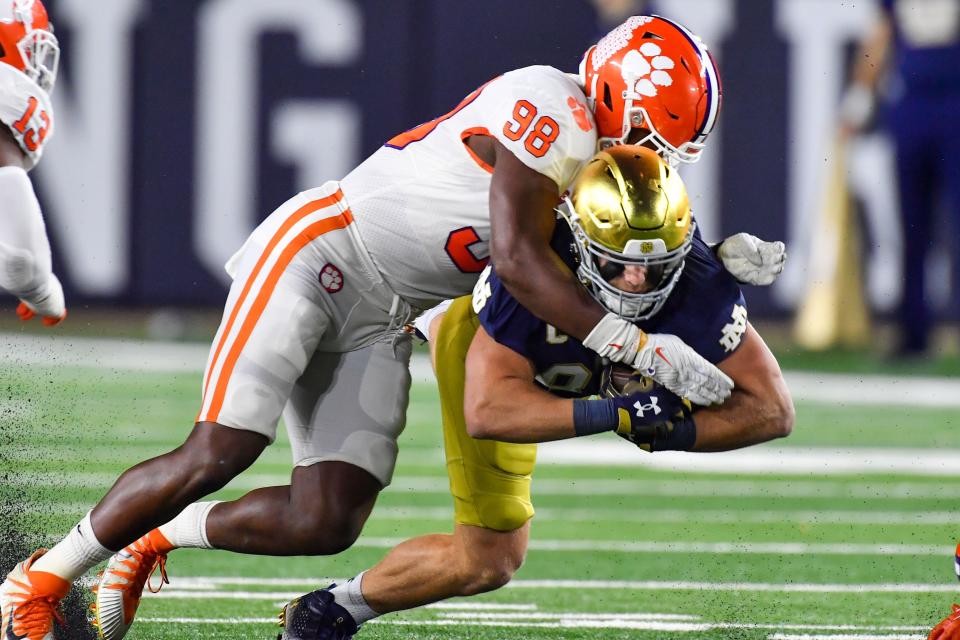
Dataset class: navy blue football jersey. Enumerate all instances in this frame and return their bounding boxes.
[474,222,747,398]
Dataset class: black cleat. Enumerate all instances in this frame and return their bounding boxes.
[277,586,358,640]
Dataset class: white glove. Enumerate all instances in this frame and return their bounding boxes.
[716,233,786,286]
[583,313,734,406]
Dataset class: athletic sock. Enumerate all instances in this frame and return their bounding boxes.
[156,501,220,550]
[30,511,114,584]
[330,571,379,624]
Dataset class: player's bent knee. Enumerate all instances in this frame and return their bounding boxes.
[282,506,365,555]
[461,565,516,596]
[460,546,526,595]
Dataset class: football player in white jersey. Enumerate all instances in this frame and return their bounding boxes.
[0,0,64,326]
[272,18,786,639]
[2,15,777,640]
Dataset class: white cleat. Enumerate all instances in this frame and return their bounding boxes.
[91,535,169,640]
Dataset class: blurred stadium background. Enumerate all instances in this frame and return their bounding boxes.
[5,0,958,360]
[2,1,960,639]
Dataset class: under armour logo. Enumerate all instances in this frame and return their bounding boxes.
[633,397,661,418]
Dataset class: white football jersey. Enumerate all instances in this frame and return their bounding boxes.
[341,65,597,310]
[0,63,53,170]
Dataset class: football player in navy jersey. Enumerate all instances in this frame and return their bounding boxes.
[277,146,794,639]
[841,0,960,355]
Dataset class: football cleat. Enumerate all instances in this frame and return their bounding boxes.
[0,550,69,640]
[929,604,960,640]
[278,586,358,640]
[91,532,170,640]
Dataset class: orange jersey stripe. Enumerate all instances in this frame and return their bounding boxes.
[460,127,494,174]
[201,209,355,424]
[197,190,345,423]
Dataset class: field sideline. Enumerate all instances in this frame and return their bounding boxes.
[1,333,958,639]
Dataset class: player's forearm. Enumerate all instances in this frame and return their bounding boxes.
[494,241,604,341]
[464,379,575,443]
[690,386,794,452]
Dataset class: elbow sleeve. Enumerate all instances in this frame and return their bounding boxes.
[0,166,52,296]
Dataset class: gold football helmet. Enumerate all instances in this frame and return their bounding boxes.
[560,145,693,321]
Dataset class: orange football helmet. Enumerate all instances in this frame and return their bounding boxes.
[579,15,721,164]
[0,0,59,92]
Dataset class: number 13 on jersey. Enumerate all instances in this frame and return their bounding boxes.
[12,96,51,152]
[503,100,559,158]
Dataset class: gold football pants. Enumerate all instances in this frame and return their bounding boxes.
[435,296,537,532]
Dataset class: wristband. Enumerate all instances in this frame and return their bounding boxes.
[572,398,617,436]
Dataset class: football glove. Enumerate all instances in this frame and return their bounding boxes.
[715,233,786,286]
[610,387,695,452]
[583,314,733,407]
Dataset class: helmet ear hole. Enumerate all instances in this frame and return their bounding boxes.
[602,82,613,112]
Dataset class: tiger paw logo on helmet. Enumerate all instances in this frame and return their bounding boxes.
[621,43,675,98]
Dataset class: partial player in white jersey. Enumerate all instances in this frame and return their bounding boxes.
[2,16,768,640]
[0,0,63,326]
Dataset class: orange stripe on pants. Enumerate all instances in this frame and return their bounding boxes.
[197,193,349,424]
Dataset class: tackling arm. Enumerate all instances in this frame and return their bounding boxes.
[487,139,606,341]
[689,323,794,452]
[0,126,66,325]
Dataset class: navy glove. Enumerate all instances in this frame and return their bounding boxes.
[610,388,696,452]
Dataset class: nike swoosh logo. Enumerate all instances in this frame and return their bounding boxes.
[655,347,673,367]
[607,343,623,350]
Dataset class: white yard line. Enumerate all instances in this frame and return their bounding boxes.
[369,506,960,526]
[21,500,960,525]
[535,442,960,475]
[134,612,928,636]
[3,333,960,406]
[157,576,960,594]
[353,537,954,556]
[73,536,949,558]
[14,472,960,497]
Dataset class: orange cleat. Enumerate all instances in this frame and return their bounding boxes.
[92,530,172,640]
[16,302,66,326]
[0,550,70,640]
[930,604,960,640]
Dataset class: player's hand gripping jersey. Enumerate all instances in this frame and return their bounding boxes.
[474,222,747,399]
[340,66,597,310]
